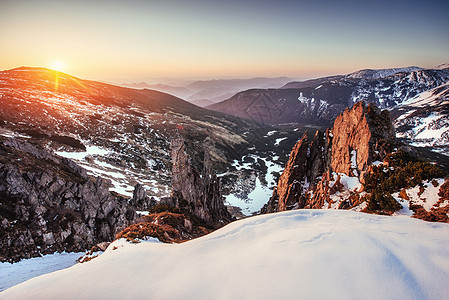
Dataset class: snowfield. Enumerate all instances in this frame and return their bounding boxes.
[0,252,85,292]
[2,210,449,299]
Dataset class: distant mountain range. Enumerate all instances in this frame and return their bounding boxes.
[207,65,449,155]
[122,77,293,107]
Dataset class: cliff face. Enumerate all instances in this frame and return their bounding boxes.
[0,137,136,262]
[330,102,395,177]
[262,102,397,214]
[262,130,332,213]
[168,138,232,225]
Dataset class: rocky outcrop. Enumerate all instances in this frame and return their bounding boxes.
[129,184,156,211]
[0,137,136,262]
[262,130,332,213]
[262,102,397,214]
[331,102,395,177]
[168,137,232,225]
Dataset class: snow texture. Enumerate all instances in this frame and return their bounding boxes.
[0,252,85,292]
[2,210,449,300]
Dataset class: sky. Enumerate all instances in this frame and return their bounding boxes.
[0,0,448,83]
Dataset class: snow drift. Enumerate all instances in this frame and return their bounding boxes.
[2,210,449,299]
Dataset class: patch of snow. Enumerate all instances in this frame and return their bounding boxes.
[339,173,362,191]
[274,137,288,146]
[266,131,277,136]
[136,211,150,216]
[391,194,413,217]
[226,156,282,215]
[372,161,383,166]
[350,149,357,169]
[3,210,449,300]
[0,252,85,292]
[297,92,308,104]
[403,179,445,211]
[55,144,110,160]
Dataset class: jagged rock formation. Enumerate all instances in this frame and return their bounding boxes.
[0,137,136,262]
[167,137,232,225]
[129,184,156,211]
[330,102,396,176]
[262,101,397,213]
[263,130,332,212]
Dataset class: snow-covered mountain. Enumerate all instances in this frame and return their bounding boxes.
[393,82,449,154]
[0,67,258,198]
[2,210,449,299]
[345,66,423,80]
[0,67,300,217]
[434,63,449,70]
[207,67,449,155]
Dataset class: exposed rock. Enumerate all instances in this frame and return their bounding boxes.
[0,136,136,262]
[330,102,395,178]
[262,102,397,214]
[130,184,156,211]
[262,130,332,213]
[170,137,232,225]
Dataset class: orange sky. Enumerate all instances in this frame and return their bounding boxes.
[1,0,448,83]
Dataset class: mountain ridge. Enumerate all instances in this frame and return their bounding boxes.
[207,66,449,157]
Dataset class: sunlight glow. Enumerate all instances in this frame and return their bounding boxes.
[50,61,65,72]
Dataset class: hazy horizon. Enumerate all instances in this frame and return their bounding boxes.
[1,0,448,83]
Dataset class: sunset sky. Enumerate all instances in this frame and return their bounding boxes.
[1,0,448,82]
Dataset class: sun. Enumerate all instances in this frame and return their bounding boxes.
[50,61,65,72]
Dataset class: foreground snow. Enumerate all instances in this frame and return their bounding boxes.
[2,210,449,299]
[0,252,85,292]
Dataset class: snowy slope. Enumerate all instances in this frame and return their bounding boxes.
[0,252,85,292]
[393,82,449,155]
[2,210,449,300]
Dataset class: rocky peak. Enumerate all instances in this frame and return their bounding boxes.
[262,101,396,214]
[331,101,395,177]
[168,137,232,225]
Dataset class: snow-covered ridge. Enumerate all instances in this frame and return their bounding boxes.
[346,66,423,80]
[434,63,449,70]
[2,210,449,299]
[394,82,449,155]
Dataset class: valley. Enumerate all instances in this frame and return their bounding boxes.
[1,64,449,294]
